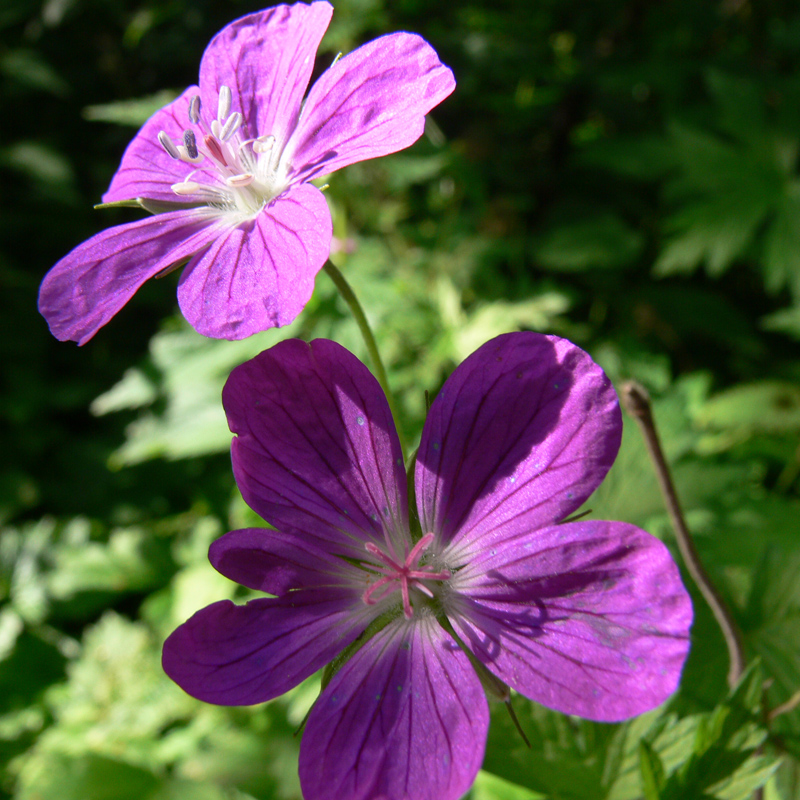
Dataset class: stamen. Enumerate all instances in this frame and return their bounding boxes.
[210,119,222,139]
[158,131,180,159]
[183,130,199,160]
[189,94,201,125]
[220,111,242,140]
[218,85,232,121]
[226,173,255,187]
[171,181,202,195]
[253,134,275,154]
[204,135,228,167]
[170,181,231,201]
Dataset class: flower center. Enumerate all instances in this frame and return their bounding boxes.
[158,86,290,216]
[362,532,451,619]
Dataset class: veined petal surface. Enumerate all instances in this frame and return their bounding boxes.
[223,338,407,558]
[448,520,693,721]
[199,1,333,143]
[209,526,362,596]
[416,332,621,550]
[176,183,331,339]
[103,88,205,204]
[38,208,223,345]
[299,616,488,800]
[162,589,367,706]
[287,32,456,182]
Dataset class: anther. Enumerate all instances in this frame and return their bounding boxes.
[226,173,255,187]
[158,131,180,159]
[171,181,201,195]
[183,130,199,160]
[253,134,275,154]
[188,95,201,125]
[220,111,242,141]
[218,85,232,122]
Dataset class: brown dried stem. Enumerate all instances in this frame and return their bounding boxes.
[620,380,745,689]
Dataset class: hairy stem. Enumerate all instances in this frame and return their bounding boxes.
[620,380,745,689]
[323,259,408,457]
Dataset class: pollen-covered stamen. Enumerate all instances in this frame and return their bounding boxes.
[158,131,180,159]
[226,173,255,188]
[218,85,232,121]
[362,532,451,619]
[219,111,242,141]
[184,130,199,160]
[188,94,201,125]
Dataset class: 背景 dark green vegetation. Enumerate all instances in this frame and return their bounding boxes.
[3,0,800,797]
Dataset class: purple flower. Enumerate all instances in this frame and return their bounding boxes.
[38,2,455,344]
[163,332,692,800]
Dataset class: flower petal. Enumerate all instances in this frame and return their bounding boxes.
[178,184,332,339]
[176,183,331,339]
[416,332,621,550]
[299,616,488,800]
[162,589,367,706]
[286,32,456,182]
[223,338,407,558]
[38,208,223,345]
[448,520,692,722]
[103,88,209,204]
[210,527,362,595]
[198,2,333,143]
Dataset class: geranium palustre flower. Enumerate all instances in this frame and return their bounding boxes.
[38,1,454,343]
[163,332,692,800]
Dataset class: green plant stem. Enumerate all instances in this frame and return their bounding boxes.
[323,259,408,457]
[620,380,746,690]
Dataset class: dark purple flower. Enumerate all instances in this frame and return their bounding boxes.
[163,332,692,800]
[38,2,455,344]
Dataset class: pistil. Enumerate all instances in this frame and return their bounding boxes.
[362,533,451,619]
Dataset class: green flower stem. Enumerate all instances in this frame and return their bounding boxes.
[621,381,746,689]
[323,259,408,457]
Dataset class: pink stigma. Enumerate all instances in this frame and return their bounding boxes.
[362,533,451,619]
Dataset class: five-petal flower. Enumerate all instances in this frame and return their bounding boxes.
[163,332,693,800]
[38,1,455,343]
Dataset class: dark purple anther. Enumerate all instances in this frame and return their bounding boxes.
[184,130,198,160]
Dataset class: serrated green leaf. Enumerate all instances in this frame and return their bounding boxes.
[763,182,800,296]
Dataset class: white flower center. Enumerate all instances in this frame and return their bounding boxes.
[158,86,290,217]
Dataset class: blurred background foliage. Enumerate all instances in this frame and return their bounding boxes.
[3,0,800,797]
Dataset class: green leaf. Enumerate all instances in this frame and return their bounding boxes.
[743,550,800,754]
[694,381,800,437]
[533,214,645,271]
[471,770,547,800]
[655,121,785,278]
[639,740,666,800]
[15,753,160,800]
[657,664,777,800]
[762,180,800,297]
[82,90,178,126]
[95,321,306,465]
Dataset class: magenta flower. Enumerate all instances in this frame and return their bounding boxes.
[163,332,692,800]
[38,2,455,344]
